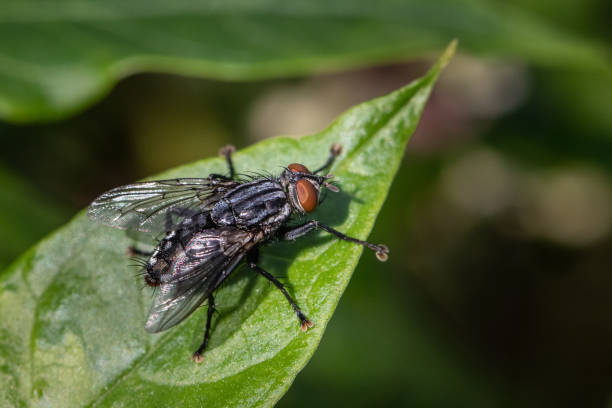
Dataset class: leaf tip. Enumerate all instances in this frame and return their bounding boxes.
[419,39,457,88]
[436,39,458,73]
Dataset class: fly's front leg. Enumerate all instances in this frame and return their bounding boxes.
[313,143,343,174]
[280,220,389,261]
[209,144,236,180]
[192,294,216,363]
[247,249,313,331]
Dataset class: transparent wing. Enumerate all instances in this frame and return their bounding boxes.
[145,228,254,333]
[87,178,238,233]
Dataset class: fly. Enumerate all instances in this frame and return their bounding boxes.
[87,143,389,363]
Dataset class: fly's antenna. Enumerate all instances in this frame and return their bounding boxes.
[323,177,339,192]
[320,173,340,192]
[323,179,339,193]
[313,143,342,174]
[304,172,340,193]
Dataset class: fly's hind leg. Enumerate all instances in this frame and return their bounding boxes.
[247,249,313,331]
[192,294,216,363]
[209,144,236,180]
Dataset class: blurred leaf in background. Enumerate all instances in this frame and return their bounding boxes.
[0,166,67,270]
[0,0,610,123]
[1,0,612,407]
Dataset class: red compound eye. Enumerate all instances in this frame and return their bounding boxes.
[296,179,318,212]
[288,163,310,174]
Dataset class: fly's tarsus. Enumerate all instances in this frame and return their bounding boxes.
[374,244,390,262]
[192,294,216,364]
[300,318,314,332]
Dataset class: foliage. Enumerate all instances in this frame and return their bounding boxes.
[0,41,454,408]
[0,0,609,122]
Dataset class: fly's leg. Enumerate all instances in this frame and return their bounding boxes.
[313,143,343,174]
[280,220,389,261]
[247,249,313,331]
[220,144,236,179]
[126,247,153,257]
[192,294,216,363]
[209,144,236,180]
[251,264,314,332]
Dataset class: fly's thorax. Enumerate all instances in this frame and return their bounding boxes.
[210,179,292,230]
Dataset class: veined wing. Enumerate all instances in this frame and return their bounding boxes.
[87,178,238,233]
[145,228,256,333]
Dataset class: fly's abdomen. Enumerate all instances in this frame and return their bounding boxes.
[211,179,291,229]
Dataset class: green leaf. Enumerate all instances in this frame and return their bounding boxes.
[0,41,455,408]
[0,0,609,123]
[0,164,68,270]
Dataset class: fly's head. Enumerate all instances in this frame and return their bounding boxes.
[281,163,339,215]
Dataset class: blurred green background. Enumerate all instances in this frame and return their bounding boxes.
[1,1,612,407]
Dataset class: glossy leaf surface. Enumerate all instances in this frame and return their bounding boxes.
[0,42,455,407]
